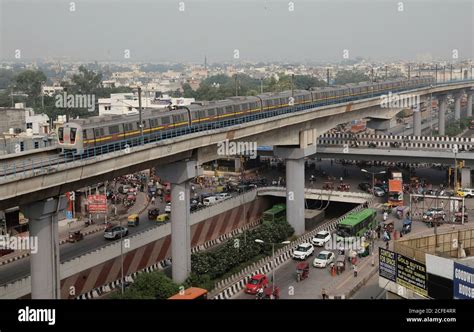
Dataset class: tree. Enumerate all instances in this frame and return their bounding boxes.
[111,271,180,299]
[334,70,370,85]
[14,69,47,106]
[70,65,103,94]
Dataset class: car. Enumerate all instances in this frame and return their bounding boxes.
[457,188,474,198]
[245,274,269,294]
[292,243,314,260]
[104,226,128,240]
[311,231,331,247]
[165,203,171,213]
[373,186,386,197]
[313,251,335,268]
[216,193,232,201]
[422,208,446,224]
[358,182,372,192]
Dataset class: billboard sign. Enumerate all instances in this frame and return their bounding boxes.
[379,248,428,297]
[453,262,474,299]
[87,194,107,214]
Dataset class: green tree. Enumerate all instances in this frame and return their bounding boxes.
[14,69,47,106]
[111,271,180,299]
[334,70,370,85]
[70,65,103,94]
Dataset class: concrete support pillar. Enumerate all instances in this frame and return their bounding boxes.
[234,157,242,173]
[438,95,447,136]
[155,160,201,284]
[461,168,472,188]
[467,92,473,118]
[413,106,421,136]
[454,91,464,121]
[20,196,67,299]
[274,143,317,236]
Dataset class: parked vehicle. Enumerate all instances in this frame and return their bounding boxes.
[313,251,335,268]
[245,274,268,294]
[401,218,412,235]
[292,243,314,260]
[422,208,446,225]
[165,203,171,213]
[311,231,331,247]
[104,226,128,240]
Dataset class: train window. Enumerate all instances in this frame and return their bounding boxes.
[70,128,77,143]
[161,116,170,124]
[241,103,249,111]
[217,107,224,115]
[208,109,215,116]
[34,141,39,149]
[226,106,233,113]
[58,127,64,142]
[198,110,206,118]
[124,123,133,131]
[109,125,120,134]
[83,130,87,139]
[173,115,182,123]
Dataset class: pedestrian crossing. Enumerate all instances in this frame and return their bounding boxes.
[371,202,386,210]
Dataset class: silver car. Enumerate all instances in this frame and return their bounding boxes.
[104,226,129,240]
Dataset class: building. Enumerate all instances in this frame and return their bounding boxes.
[98,93,195,116]
[26,114,50,135]
[0,105,30,135]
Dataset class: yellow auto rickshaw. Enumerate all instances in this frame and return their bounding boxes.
[156,214,170,222]
[127,214,140,227]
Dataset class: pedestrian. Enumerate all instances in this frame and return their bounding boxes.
[151,196,155,204]
[386,241,389,250]
[371,253,375,267]
[353,264,358,277]
[321,288,327,299]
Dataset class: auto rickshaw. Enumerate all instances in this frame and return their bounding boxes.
[156,214,170,222]
[401,218,412,235]
[323,182,334,190]
[262,286,280,299]
[68,230,84,243]
[337,183,351,191]
[296,262,309,282]
[336,255,346,274]
[127,214,140,227]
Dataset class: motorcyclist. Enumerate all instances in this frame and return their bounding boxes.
[383,211,388,221]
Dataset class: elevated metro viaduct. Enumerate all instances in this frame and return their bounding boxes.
[0,80,473,298]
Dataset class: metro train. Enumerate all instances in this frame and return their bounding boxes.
[57,76,435,153]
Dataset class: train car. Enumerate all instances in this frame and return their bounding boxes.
[58,77,436,154]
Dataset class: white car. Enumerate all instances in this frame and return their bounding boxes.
[313,251,335,268]
[311,231,331,247]
[165,203,171,213]
[216,193,232,201]
[292,243,314,260]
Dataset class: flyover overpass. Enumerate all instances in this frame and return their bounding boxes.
[1,79,473,297]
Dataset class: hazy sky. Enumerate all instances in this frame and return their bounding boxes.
[0,0,473,63]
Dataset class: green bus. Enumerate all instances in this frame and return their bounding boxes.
[336,208,376,239]
[262,204,286,222]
